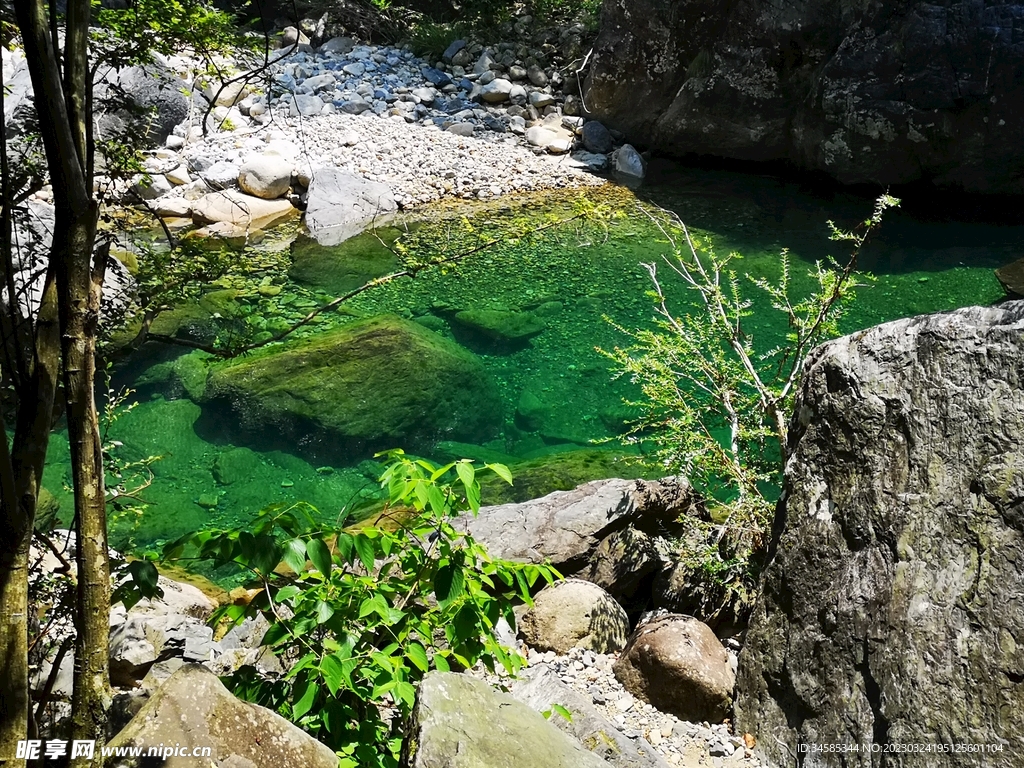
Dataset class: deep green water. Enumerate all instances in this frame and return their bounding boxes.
[41,165,1019,552]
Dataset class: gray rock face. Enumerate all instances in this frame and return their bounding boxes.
[512,667,674,768]
[304,168,397,246]
[735,301,1024,766]
[581,120,614,154]
[586,0,1024,193]
[107,664,337,768]
[520,579,630,654]
[237,154,293,200]
[97,64,190,144]
[614,615,735,724]
[459,476,703,573]
[402,672,611,768]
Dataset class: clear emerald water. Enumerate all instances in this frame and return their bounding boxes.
[41,163,1019,553]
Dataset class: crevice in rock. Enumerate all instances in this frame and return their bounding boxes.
[857,637,891,753]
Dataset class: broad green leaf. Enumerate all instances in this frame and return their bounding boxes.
[306,537,333,578]
[434,563,465,606]
[315,600,335,624]
[405,642,429,673]
[393,680,417,708]
[335,532,354,564]
[433,652,450,672]
[353,534,376,572]
[281,538,307,574]
[274,585,300,602]
[291,675,317,719]
[427,484,447,516]
[455,461,475,489]
[486,462,513,485]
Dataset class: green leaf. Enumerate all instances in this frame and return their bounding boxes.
[282,538,307,574]
[433,652,450,672]
[434,564,465,607]
[455,461,476,489]
[275,585,300,602]
[335,532,354,564]
[353,534,376,572]
[321,653,352,696]
[291,675,317,719]
[405,642,429,673]
[306,537,333,578]
[550,703,573,723]
[486,462,513,485]
[427,484,447,516]
[315,600,335,624]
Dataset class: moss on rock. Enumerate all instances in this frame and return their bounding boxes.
[203,314,502,455]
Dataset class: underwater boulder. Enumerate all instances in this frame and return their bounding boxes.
[202,315,502,456]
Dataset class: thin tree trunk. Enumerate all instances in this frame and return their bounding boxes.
[59,208,108,768]
[0,281,62,765]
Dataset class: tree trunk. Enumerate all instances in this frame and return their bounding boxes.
[60,208,108,768]
[0,282,62,765]
[11,1,108,764]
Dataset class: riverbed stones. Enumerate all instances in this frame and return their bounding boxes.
[511,666,675,768]
[478,78,515,103]
[108,664,337,768]
[613,615,735,723]
[237,154,292,199]
[203,314,502,454]
[521,579,630,654]
[303,168,397,246]
[403,672,610,768]
[734,301,1024,764]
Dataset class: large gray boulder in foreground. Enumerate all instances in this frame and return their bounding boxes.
[304,168,397,246]
[107,664,337,768]
[735,301,1024,766]
[402,672,610,768]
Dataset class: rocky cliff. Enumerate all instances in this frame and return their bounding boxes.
[734,301,1024,766]
[585,1,1024,193]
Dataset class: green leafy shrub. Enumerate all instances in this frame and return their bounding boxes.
[163,450,559,768]
[602,196,899,606]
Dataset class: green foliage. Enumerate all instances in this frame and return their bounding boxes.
[602,195,899,597]
[163,451,558,768]
[93,0,242,69]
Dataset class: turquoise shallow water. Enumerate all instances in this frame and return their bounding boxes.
[41,165,1019,552]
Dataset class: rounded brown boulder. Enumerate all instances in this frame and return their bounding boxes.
[612,614,735,723]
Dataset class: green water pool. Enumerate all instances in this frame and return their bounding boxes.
[41,165,1018,552]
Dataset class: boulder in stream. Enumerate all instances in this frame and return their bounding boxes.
[202,314,502,455]
[304,168,397,246]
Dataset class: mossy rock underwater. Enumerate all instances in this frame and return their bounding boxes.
[199,314,503,458]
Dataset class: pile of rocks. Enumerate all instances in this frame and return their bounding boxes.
[120,22,646,241]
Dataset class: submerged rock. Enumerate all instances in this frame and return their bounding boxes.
[452,308,546,341]
[402,672,610,768]
[202,314,502,455]
[735,301,1024,763]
